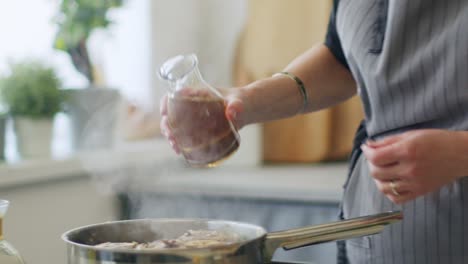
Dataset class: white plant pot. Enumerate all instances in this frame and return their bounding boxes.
[65,87,121,151]
[14,117,53,159]
[0,116,6,160]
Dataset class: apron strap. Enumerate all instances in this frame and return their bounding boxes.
[337,120,368,264]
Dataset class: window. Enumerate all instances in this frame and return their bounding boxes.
[0,0,152,161]
[0,0,152,104]
[0,0,256,164]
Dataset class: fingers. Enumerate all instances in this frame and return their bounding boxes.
[160,115,180,154]
[367,161,401,181]
[366,149,416,204]
[160,93,182,154]
[168,140,181,154]
[160,94,168,116]
[225,98,244,129]
[364,132,448,205]
[374,179,411,195]
[160,88,244,155]
[387,192,419,205]
[387,191,419,205]
[160,116,170,138]
[361,142,403,166]
[366,134,404,148]
[374,179,415,204]
[219,86,247,130]
[178,88,211,97]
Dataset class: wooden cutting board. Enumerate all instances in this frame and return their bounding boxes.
[262,110,333,163]
[262,96,362,163]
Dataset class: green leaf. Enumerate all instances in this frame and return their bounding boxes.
[0,60,64,118]
[53,0,125,83]
[54,36,67,51]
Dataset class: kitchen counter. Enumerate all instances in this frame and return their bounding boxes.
[0,138,348,203]
[0,139,172,189]
[125,162,348,203]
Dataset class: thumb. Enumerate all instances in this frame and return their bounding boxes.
[225,97,244,130]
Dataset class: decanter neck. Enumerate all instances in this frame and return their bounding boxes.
[174,66,204,91]
[159,54,206,92]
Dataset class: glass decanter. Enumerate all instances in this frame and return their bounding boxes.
[0,200,26,264]
[159,54,240,167]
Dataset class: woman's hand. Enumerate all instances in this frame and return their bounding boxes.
[361,129,468,204]
[159,88,246,154]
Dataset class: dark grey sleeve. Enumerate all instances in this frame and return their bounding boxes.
[325,0,349,70]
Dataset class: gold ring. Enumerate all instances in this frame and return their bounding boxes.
[390,180,400,196]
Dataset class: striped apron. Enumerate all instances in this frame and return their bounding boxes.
[334,0,468,263]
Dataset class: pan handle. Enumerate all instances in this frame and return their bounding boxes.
[262,211,402,262]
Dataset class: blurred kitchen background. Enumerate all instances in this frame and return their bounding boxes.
[0,0,364,263]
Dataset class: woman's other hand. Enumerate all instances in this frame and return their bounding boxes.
[361,129,468,204]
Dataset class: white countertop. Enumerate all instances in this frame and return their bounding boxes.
[0,139,349,203]
[126,163,348,203]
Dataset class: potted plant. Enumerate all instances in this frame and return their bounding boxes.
[54,0,124,151]
[0,61,64,159]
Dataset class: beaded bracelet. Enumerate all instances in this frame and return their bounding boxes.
[272,71,308,113]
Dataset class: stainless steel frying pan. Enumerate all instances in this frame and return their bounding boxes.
[62,211,402,264]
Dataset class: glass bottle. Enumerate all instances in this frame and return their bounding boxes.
[0,200,26,264]
[159,54,240,167]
